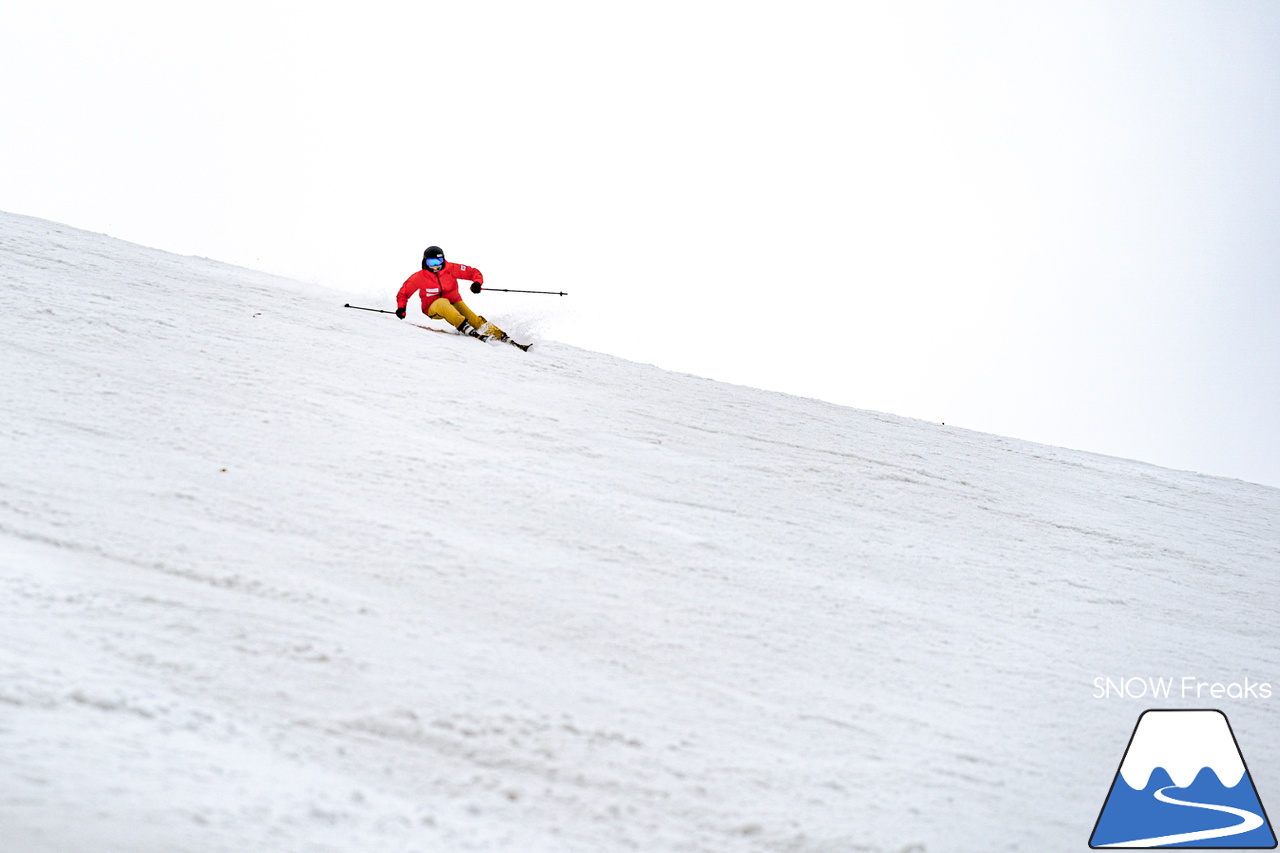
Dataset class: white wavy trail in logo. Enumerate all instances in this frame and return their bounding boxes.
[1098,785,1265,848]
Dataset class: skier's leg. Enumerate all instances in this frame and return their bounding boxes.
[451,300,508,341]
[426,297,470,332]
[451,299,483,327]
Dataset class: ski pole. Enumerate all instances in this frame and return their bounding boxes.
[344,303,397,314]
[469,283,567,296]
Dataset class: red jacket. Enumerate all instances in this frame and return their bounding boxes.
[396,262,484,312]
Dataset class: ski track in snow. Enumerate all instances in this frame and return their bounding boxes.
[2,210,1279,852]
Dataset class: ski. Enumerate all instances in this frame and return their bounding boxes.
[409,322,469,338]
[345,304,529,351]
[416,322,530,351]
[475,322,532,352]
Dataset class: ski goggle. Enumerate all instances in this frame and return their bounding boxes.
[425,257,445,268]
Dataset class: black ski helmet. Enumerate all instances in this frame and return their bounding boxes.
[422,246,445,269]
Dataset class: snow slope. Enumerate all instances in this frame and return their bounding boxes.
[2,210,1279,852]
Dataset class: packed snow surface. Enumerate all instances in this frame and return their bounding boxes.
[2,210,1279,852]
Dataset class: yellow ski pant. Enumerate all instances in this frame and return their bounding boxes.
[426,297,508,341]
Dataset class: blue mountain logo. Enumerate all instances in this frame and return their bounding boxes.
[1091,709,1276,848]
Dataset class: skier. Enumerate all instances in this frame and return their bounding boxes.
[395,246,523,347]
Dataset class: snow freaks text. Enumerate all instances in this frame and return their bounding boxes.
[1093,676,1273,700]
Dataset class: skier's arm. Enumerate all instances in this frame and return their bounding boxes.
[396,277,418,312]
[454,264,483,286]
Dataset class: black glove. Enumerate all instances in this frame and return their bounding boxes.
[470,282,483,294]
[395,307,406,319]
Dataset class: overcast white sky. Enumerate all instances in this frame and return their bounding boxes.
[4,1,1279,487]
